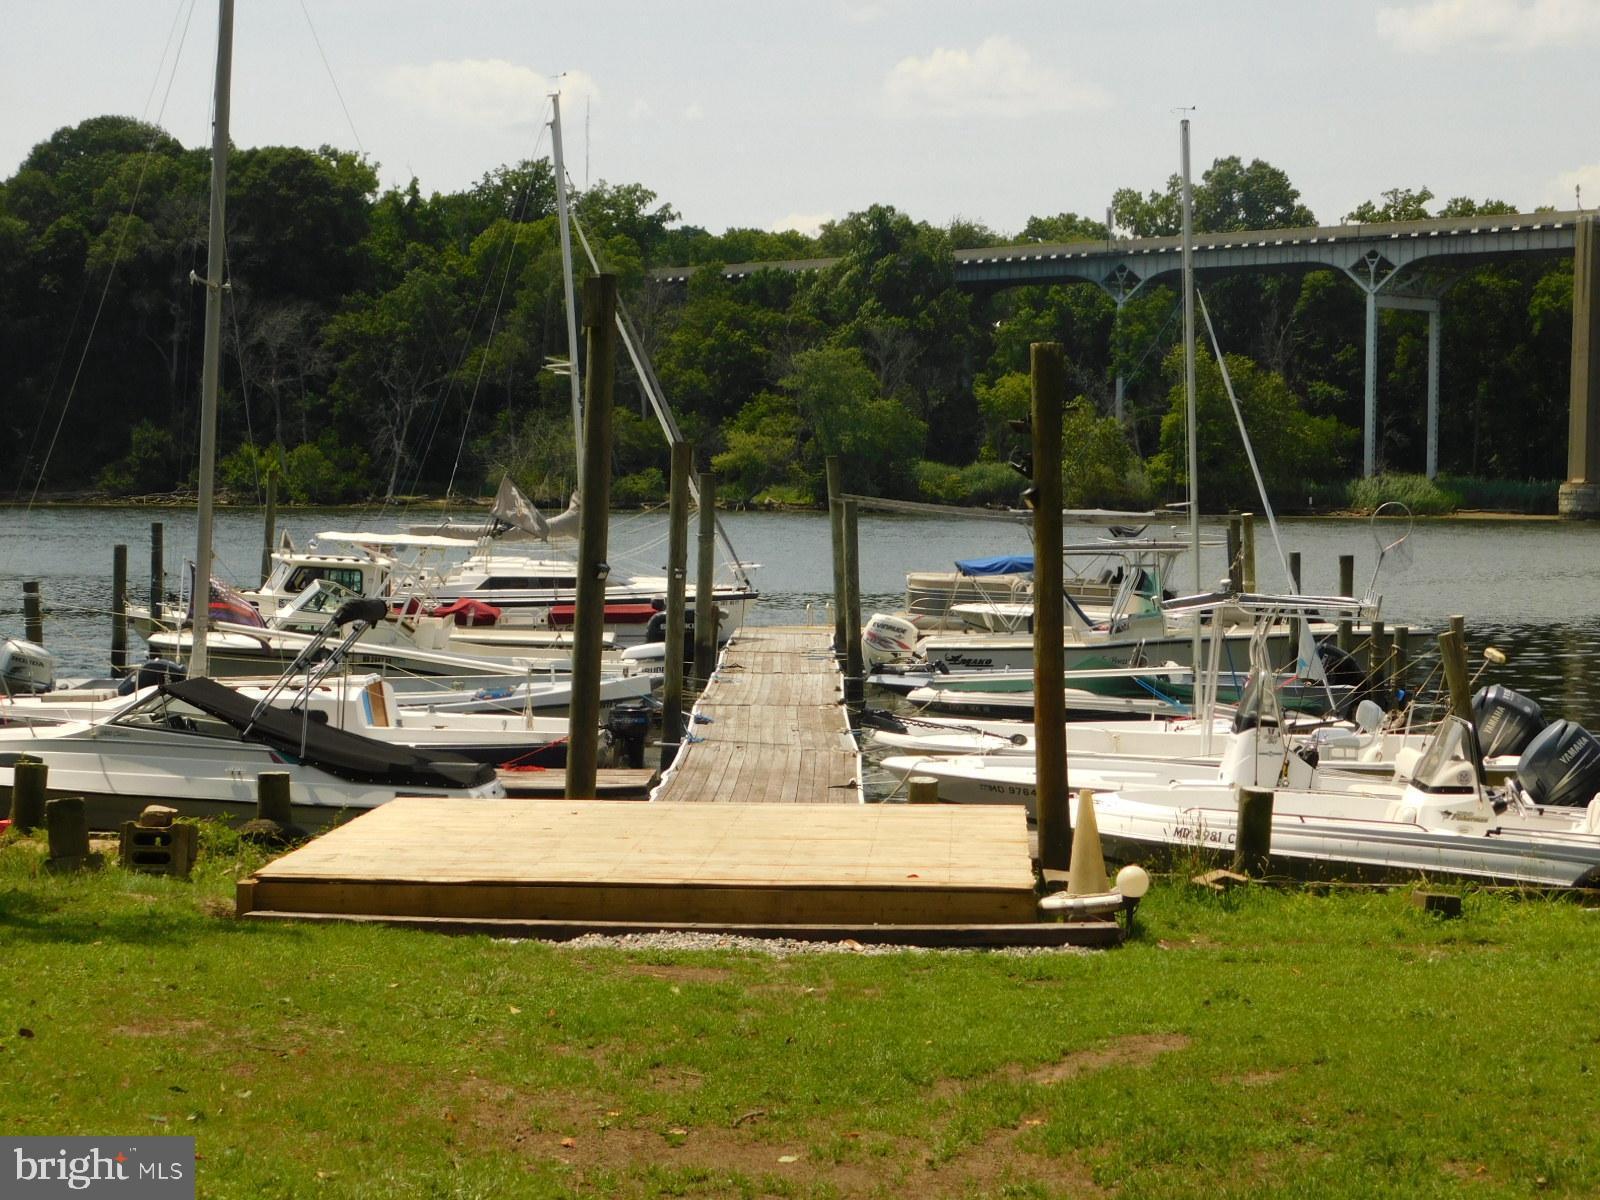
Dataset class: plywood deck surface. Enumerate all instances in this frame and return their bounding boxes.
[656,625,859,805]
[240,796,1041,926]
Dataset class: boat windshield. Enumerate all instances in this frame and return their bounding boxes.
[1412,718,1477,790]
[110,690,241,740]
[273,579,359,628]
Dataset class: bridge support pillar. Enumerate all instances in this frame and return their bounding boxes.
[1363,289,1378,477]
[1426,306,1441,479]
[1561,216,1600,517]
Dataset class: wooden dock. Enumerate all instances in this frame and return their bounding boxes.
[235,625,1120,946]
[654,624,860,804]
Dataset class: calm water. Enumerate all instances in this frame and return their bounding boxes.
[4,505,1599,726]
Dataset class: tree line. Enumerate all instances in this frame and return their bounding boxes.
[0,115,1574,512]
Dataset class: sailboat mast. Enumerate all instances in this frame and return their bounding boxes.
[1180,117,1202,668]
[190,0,235,679]
[550,93,585,487]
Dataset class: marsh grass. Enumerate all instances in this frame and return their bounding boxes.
[3,826,1599,1198]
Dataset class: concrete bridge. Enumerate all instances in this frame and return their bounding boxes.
[656,210,1600,513]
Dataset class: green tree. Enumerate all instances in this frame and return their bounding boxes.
[1147,346,1356,508]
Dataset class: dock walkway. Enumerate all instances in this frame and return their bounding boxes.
[654,624,860,804]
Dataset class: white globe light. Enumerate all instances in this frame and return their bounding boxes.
[1115,864,1151,900]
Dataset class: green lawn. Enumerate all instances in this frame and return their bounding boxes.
[2,825,1598,1199]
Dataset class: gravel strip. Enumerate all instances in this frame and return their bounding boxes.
[502,931,1095,958]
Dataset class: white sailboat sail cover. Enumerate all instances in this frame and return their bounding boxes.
[490,477,549,540]
[543,492,581,541]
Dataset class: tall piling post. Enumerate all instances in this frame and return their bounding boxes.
[564,274,618,801]
[826,456,846,656]
[149,521,164,624]
[842,497,865,721]
[1337,554,1356,653]
[1226,515,1242,593]
[660,441,693,769]
[260,464,278,587]
[1438,630,1472,723]
[1240,513,1257,593]
[22,581,42,646]
[1031,342,1072,875]
[1392,625,1410,702]
[693,473,718,690]
[111,544,128,676]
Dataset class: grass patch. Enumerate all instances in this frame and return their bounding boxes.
[1347,473,1462,515]
[3,830,1600,1197]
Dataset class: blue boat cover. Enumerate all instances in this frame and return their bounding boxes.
[955,555,1034,577]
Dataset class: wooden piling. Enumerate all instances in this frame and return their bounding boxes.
[111,543,128,676]
[257,772,293,825]
[826,456,846,655]
[842,496,864,719]
[1449,614,1466,648]
[1370,619,1388,702]
[907,775,939,805]
[693,472,718,690]
[1337,554,1355,652]
[565,274,619,801]
[9,757,47,833]
[45,796,89,869]
[1240,513,1257,592]
[1287,551,1302,594]
[1031,342,1071,873]
[149,521,164,623]
[1226,514,1243,592]
[1438,630,1472,722]
[260,465,278,587]
[22,581,42,646]
[1392,625,1410,700]
[660,441,692,770]
[1233,786,1273,877]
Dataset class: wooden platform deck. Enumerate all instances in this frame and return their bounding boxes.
[233,626,1119,946]
[234,796,1092,937]
[655,624,860,804]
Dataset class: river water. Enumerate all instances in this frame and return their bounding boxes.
[4,505,1599,727]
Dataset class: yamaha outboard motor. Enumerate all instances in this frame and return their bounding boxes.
[1517,719,1600,807]
[603,701,653,768]
[1472,684,1545,759]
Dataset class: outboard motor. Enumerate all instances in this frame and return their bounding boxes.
[603,700,653,768]
[1472,685,1545,759]
[863,613,919,666]
[1517,719,1600,807]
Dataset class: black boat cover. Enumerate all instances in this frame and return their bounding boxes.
[161,677,496,790]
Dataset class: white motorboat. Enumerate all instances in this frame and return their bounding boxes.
[1084,719,1600,888]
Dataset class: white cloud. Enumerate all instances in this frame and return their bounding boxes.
[684,102,705,122]
[1376,0,1600,51]
[381,60,599,126]
[769,211,834,236]
[882,35,1108,118]
[1551,163,1600,208]
[628,98,653,120]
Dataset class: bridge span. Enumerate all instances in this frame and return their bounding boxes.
[655,212,1600,514]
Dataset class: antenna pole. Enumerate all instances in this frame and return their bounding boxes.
[1180,115,1204,680]
[191,0,235,678]
[551,92,584,487]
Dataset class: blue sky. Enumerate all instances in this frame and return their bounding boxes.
[4,0,1597,238]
